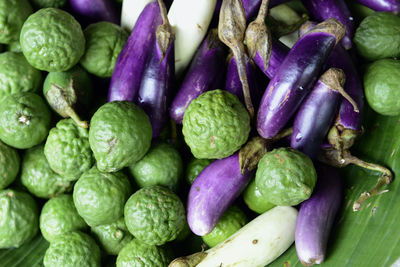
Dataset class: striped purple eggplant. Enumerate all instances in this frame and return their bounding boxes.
[301,0,354,49]
[187,153,252,236]
[225,54,262,109]
[137,0,174,138]
[108,2,162,102]
[257,19,345,139]
[291,68,359,159]
[169,29,227,124]
[69,0,119,24]
[354,0,400,13]
[295,163,342,266]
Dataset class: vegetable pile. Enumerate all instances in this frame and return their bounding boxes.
[0,0,399,266]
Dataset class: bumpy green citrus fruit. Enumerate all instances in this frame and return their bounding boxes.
[44,119,94,181]
[20,8,85,72]
[116,239,172,267]
[89,101,152,172]
[91,217,133,255]
[73,167,132,226]
[124,186,186,246]
[129,142,183,191]
[0,0,32,44]
[182,89,250,159]
[80,22,128,78]
[354,12,400,61]
[185,158,213,184]
[0,92,51,149]
[0,189,38,248]
[43,231,100,267]
[40,194,87,242]
[0,141,20,189]
[31,0,67,8]
[255,147,317,206]
[364,59,400,116]
[21,145,72,198]
[202,205,247,247]
[0,52,42,101]
[43,65,93,127]
[6,41,21,52]
[243,180,275,214]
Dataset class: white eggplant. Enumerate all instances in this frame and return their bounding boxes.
[121,0,154,31]
[167,0,217,76]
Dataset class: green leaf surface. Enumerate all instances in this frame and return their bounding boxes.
[271,108,400,267]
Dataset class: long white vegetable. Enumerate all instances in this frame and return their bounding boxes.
[167,0,217,76]
[169,206,298,267]
[120,0,154,31]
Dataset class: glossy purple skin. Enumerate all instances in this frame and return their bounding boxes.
[169,31,227,124]
[107,2,162,102]
[69,0,119,24]
[187,153,252,236]
[327,45,364,132]
[257,32,336,139]
[253,38,289,79]
[225,54,262,108]
[355,0,400,13]
[295,164,342,266]
[243,0,291,20]
[137,38,175,138]
[301,0,354,49]
[291,79,341,159]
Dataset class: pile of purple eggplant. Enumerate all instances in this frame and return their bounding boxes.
[77,0,397,265]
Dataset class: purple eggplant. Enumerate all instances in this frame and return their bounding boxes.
[253,37,289,79]
[243,0,292,21]
[169,29,227,124]
[108,2,162,102]
[301,0,354,49]
[257,19,345,139]
[187,153,252,236]
[354,0,400,13]
[69,0,119,24]
[137,0,174,138]
[291,68,359,159]
[295,163,342,266]
[225,53,262,108]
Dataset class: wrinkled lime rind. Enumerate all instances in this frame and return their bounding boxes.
[39,195,87,242]
[202,205,247,247]
[43,231,100,267]
[20,8,85,72]
[124,186,186,246]
[354,12,400,61]
[80,22,129,78]
[116,239,171,267]
[182,89,250,159]
[255,147,317,206]
[0,189,38,248]
[129,142,183,192]
[364,59,400,116]
[73,167,132,226]
[44,119,94,181]
[0,141,20,189]
[0,52,42,102]
[89,101,152,172]
[43,65,93,109]
[91,217,133,255]
[243,179,275,214]
[20,145,72,198]
[0,0,32,44]
[185,158,213,184]
[31,0,67,8]
[0,92,51,149]
[6,41,22,52]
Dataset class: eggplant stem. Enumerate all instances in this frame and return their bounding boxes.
[168,251,207,267]
[157,0,169,25]
[231,43,254,118]
[65,106,88,128]
[336,85,359,113]
[255,0,270,22]
[272,127,293,141]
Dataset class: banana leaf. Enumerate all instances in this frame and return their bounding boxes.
[0,108,399,266]
[271,107,400,267]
